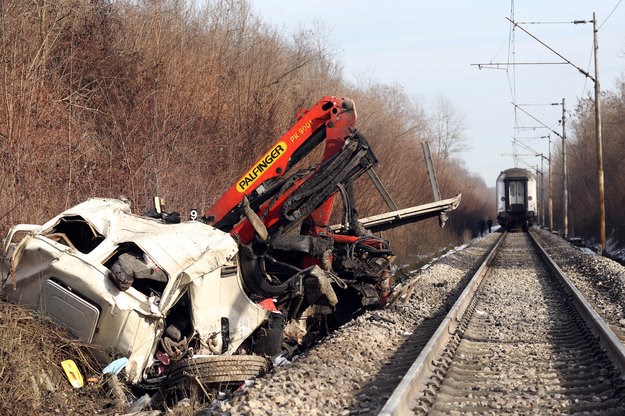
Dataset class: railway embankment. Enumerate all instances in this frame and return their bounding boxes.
[220,228,625,415]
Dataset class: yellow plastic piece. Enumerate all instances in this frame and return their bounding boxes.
[61,359,84,388]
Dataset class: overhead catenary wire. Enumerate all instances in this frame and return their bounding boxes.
[507,0,518,161]
[599,0,623,29]
[506,17,595,82]
[515,21,590,24]
[473,1,622,184]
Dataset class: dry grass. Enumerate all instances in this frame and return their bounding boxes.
[0,300,212,415]
[0,300,113,415]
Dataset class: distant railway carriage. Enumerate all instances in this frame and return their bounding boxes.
[496,168,538,231]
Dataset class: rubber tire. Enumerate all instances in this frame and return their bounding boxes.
[166,355,269,386]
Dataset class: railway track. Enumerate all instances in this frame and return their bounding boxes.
[380,231,625,415]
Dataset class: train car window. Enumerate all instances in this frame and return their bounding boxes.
[508,181,526,205]
[509,182,517,204]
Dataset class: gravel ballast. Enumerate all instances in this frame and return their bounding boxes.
[205,228,625,415]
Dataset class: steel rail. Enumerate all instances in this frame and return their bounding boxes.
[379,230,625,415]
[378,231,507,416]
[528,229,625,375]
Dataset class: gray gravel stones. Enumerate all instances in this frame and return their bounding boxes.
[212,229,625,415]
[533,228,625,333]
[217,234,497,415]
[424,231,625,415]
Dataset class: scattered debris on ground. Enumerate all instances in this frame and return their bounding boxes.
[0,301,111,415]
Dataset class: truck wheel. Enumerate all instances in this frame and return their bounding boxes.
[166,355,269,386]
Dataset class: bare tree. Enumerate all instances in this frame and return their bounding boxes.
[430,95,468,161]
[0,0,495,262]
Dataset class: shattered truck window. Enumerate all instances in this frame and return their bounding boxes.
[162,292,193,356]
[104,243,168,297]
[45,215,105,254]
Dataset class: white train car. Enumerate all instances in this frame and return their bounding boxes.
[496,168,538,231]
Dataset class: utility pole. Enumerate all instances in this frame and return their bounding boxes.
[539,159,545,226]
[561,98,568,239]
[512,103,561,233]
[547,134,553,231]
[499,15,606,251]
[511,136,552,229]
[535,149,552,230]
[593,12,606,254]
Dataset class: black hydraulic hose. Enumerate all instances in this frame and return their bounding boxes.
[239,243,309,297]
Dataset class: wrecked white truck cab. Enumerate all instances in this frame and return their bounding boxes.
[1,97,463,389]
[0,198,270,384]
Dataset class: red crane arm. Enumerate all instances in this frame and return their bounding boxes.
[203,96,358,240]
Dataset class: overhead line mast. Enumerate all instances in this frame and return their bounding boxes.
[473,11,606,251]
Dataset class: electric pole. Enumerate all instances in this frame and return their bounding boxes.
[547,134,553,231]
[594,12,606,254]
[561,98,568,239]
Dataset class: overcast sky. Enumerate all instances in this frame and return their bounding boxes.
[248,0,625,187]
